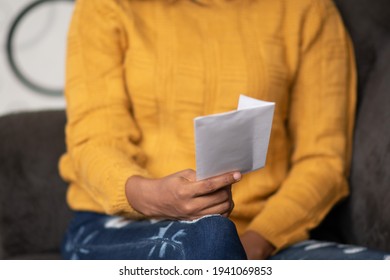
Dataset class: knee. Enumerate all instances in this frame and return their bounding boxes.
[196,215,236,234]
[187,215,247,260]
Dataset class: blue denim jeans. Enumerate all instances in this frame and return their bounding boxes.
[269,240,390,260]
[61,212,390,260]
[61,212,247,260]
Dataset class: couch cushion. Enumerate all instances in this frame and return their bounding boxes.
[333,0,390,252]
[0,110,72,259]
[340,44,390,251]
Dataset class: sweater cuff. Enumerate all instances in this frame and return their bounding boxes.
[108,163,151,219]
[246,215,308,253]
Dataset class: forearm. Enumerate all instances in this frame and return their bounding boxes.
[67,141,150,217]
[247,157,349,250]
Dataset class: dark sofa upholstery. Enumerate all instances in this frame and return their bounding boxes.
[0,0,389,259]
[0,111,72,259]
[332,0,390,251]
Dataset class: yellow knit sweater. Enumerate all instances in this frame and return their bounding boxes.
[59,0,356,250]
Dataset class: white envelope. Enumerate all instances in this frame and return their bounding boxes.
[194,95,275,180]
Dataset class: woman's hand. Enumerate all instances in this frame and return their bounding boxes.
[240,231,275,260]
[125,169,242,220]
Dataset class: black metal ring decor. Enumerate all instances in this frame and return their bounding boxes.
[6,0,74,97]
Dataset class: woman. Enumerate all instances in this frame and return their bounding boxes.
[60,0,387,259]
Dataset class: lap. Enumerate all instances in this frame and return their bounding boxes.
[61,211,246,260]
[62,212,390,260]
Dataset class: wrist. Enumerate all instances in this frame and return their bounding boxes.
[125,175,155,216]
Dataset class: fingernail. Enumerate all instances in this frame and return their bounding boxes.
[233,172,241,181]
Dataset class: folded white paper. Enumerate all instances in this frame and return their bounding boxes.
[194,95,275,180]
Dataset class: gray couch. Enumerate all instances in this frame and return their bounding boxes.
[0,111,71,259]
[0,0,389,259]
[320,0,390,250]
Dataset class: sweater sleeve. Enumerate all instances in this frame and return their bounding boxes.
[247,0,356,250]
[60,0,150,217]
